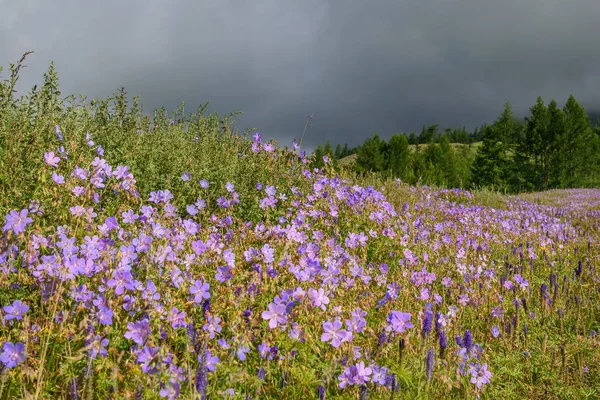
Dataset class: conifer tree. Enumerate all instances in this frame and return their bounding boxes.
[387,133,410,180]
[471,102,517,190]
[334,144,342,159]
[557,95,596,187]
[355,133,386,173]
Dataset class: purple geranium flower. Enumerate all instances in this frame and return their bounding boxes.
[88,335,109,358]
[107,269,135,295]
[44,151,60,167]
[0,342,26,368]
[237,345,250,361]
[3,300,29,321]
[387,311,414,334]
[159,380,180,400]
[97,306,113,325]
[125,319,151,345]
[338,361,372,388]
[215,266,232,282]
[469,363,493,389]
[137,345,159,374]
[261,303,288,329]
[189,280,210,304]
[321,319,349,348]
[201,350,220,372]
[168,307,187,329]
[52,172,65,185]
[3,209,33,235]
[202,315,222,339]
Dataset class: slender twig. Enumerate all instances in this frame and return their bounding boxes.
[298,114,313,152]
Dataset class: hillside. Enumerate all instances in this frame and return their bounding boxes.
[1,60,599,399]
[338,141,482,167]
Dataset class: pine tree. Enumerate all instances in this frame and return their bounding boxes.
[471,102,517,190]
[546,100,566,188]
[341,143,349,158]
[557,95,596,187]
[387,134,410,180]
[355,133,386,173]
[517,96,549,190]
[323,141,334,158]
[438,135,458,187]
[408,132,417,145]
[334,144,342,159]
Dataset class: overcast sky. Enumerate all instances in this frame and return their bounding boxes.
[2,0,600,151]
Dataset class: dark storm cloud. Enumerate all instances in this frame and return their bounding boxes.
[2,0,600,152]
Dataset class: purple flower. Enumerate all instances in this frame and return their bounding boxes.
[309,287,330,311]
[97,306,113,325]
[137,345,159,374]
[3,300,29,321]
[107,269,135,295]
[491,325,501,338]
[202,315,222,339]
[125,319,151,345]
[237,345,250,361]
[181,172,191,181]
[463,330,473,351]
[261,303,287,329]
[225,182,235,193]
[371,364,389,385]
[215,266,232,282]
[201,350,220,372]
[468,363,492,389]
[321,319,349,348]
[387,311,414,334]
[425,347,434,380]
[189,280,210,304]
[338,362,372,388]
[52,172,65,185]
[0,342,26,368]
[347,308,367,333]
[44,151,60,167]
[258,342,271,359]
[422,308,433,338]
[199,179,210,189]
[55,125,64,140]
[159,380,180,399]
[168,307,187,329]
[3,209,33,235]
[88,335,109,358]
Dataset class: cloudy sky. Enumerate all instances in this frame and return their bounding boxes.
[2,0,600,151]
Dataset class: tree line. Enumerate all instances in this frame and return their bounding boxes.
[311,95,600,193]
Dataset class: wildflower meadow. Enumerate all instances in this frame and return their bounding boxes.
[1,54,599,399]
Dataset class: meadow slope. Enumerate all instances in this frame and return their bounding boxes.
[1,61,599,399]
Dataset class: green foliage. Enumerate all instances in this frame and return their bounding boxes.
[0,55,305,224]
[386,133,410,180]
[355,133,387,173]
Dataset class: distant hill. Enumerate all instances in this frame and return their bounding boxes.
[338,141,482,166]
